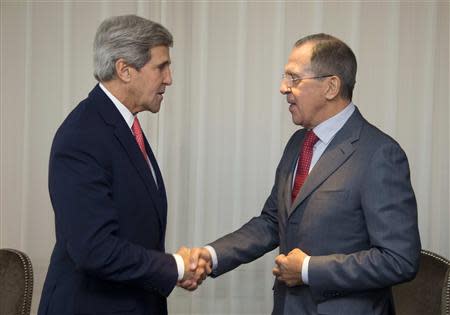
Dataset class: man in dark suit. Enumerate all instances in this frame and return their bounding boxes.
[38,15,204,315]
[186,34,421,314]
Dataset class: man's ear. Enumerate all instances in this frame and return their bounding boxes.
[325,76,341,100]
[115,58,132,83]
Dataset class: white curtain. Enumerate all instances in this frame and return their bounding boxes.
[1,1,449,314]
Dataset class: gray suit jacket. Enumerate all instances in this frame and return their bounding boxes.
[209,108,421,315]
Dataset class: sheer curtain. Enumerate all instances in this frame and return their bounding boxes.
[1,1,448,314]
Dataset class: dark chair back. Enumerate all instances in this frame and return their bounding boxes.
[393,249,450,315]
[0,248,33,315]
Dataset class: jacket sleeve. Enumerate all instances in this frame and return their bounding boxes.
[208,181,280,277]
[308,142,421,301]
[207,131,304,277]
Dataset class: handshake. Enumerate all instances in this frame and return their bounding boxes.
[175,246,308,291]
[176,247,213,291]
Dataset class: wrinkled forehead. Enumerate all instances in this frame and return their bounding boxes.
[284,43,315,75]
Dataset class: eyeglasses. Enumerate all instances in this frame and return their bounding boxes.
[281,73,334,88]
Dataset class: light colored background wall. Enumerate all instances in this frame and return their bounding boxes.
[1,1,449,314]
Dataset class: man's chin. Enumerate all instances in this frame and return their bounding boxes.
[291,116,303,126]
[149,108,160,114]
[147,102,162,113]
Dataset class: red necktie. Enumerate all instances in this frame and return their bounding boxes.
[291,130,319,202]
[132,116,159,188]
[132,116,149,161]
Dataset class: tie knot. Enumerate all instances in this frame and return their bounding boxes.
[304,130,319,148]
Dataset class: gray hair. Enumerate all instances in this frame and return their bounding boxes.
[295,33,357,101]
[93,15,173,82]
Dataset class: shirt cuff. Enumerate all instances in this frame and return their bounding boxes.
[204,245,218,270]
[173,254,184,281]
[301,255,310,285]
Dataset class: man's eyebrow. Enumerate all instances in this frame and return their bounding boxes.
[284,70,300,76]
[157,60,171,67]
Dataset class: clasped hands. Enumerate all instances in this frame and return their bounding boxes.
[176,247,213,291]
[176,246,307,291]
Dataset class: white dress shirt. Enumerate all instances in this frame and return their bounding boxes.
[206,103,356,285]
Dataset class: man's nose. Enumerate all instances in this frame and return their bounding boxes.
[280,80,290,95]
[164,68,173,85]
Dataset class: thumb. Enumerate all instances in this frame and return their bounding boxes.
[189,248,201,270]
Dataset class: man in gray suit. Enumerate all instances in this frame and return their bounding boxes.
[182,33,421,315]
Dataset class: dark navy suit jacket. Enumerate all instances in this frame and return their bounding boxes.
[38,85,178,315]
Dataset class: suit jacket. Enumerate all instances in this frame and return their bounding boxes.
[38,85,178,315]
[209,108,421,315]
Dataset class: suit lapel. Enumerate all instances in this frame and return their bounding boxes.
[283,133,306,213]
[287,109,364,218]
[91,85,166,229]
[144,138,166,200]
[114,124,161,198]
[143,137,168,226]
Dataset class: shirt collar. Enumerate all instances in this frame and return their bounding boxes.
[312,102,356,145]
[99,83,135,129]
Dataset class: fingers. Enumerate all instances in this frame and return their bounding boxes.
[189,248,202,270]
[177,279,192,288]
[275,254,286,266]
[193,258,210,282]
[177,279,191,288]
[187,280,199,291]
[177,279,198,291]
[190,247,212,271]
[272,266,281,277]
[178,247,214,291]
[177,268,205,291]
[273,251,303,288]
[178,269,203,291]
[274,253,299,287]
[199,250,213,275]
[274,255,286,282]
[273,267,287,284]
[194,265,207,283]
[186,283,198,291]
[205,261,212,275]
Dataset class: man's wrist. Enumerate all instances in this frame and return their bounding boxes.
[173,253,184,281]
[204,245,218,270]
[301,255,311,284]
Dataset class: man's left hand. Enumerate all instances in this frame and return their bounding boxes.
[272,248,307,287]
